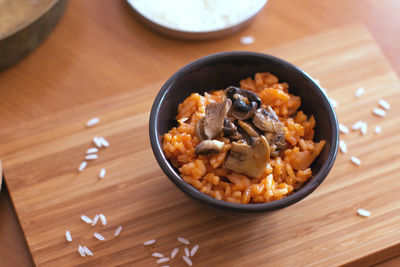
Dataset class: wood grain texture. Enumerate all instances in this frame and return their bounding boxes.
[1,25,399,266]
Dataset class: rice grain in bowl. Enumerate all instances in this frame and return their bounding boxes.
[149,51,338,214]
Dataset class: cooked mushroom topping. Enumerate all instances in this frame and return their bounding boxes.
[195,117,208,142]
[237,120,259,138]
[252,107,287,152]
[224,87,261,120]
[222,118,237,137]
[231,98,257,120]
[225,135,270,178]
[237,89,262,107]
[252,108,283,132]
[203,99,232,139]
[195,140,225,155]
[224,86,240,100]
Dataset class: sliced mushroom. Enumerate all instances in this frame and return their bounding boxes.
[252,108,283,132]
[195,117,208,142]
[237,120,259,138]
[222,118,237,137]
[231,98,257,120]
[195,140,225,155]
[224,86,240,100]
[203,99,232,140]
[238,89,261,107]
[225,135,270,178]
[253,107,287,152]
[224,86,261,107]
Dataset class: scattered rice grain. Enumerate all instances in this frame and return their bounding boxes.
[82,246,93,256]
[86,147,99,154]
[357,209,371,217]
[374,125,382,134]
[152,252,164,258]
[98,137,109,147]
[177,237,190,245]
[114,226,122,237]
[171,248,179,259]
[378,99,390,110]
[352,120,364,130]
[339,140,347,154]
[339,123,349,134]
[190,244,199,257]
[78,245,86,257]
[93,137,102,148]
[355,87,365,98]
[143,239,156,246]
[350,156,361,166]
[94,232,105,241]
[99,213,107,225]
[184,247,190,257]
[182,256,193,266]
[329,98,338,108]
[156,258,170,264]
[360,122,367,135]
[65,230,72,242]
[373,108,386,117]
[78,161,87,172]
[81,215,92,224]
[85,154,98,160]
[99,168,106,179]
[240,36,254,45]
[86,117,100,127]
[92,214,99,226]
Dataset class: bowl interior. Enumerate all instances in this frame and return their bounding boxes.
[150,51,338,213]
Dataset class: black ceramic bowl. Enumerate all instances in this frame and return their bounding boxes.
[149,51,338,214]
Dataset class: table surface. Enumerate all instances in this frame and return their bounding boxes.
[0,1,400,266]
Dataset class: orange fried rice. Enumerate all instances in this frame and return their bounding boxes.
[162,72,326,204]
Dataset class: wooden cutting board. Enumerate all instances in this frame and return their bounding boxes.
[1,25,400,266]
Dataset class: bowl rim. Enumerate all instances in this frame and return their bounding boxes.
[149,51,338,213]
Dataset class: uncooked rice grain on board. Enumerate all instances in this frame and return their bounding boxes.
[81,215,92,224]
[85,154,98,160]
[82,246,93,256]
[152,252,164,258]
[99,168,106,179]
[357,209,371,217]
[86,147,99,154]
[94,232,105,241]
[78,245,86,257]
[374,125,382,134]
[156,258,170,264]
[339,140,347,154]
[99,213,107,225]
[171,248,179,259]
[240,36,254,45]
[190,244,199,256]
[78,161,87,172]
[92,214,99,226]
[378,99,390,110]
[184,247,190,257]
[178,237,190,245]
[339,123,349,134]
[182,256,193,266]
[373,108,386,117]
[86,117,100,127]
[350,156,361,166]
[65,230,72,242]
[114,226,122,237]
[355,87,365,98]
[143,239,156,246]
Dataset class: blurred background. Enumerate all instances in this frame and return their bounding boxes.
[0,1,400,266]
